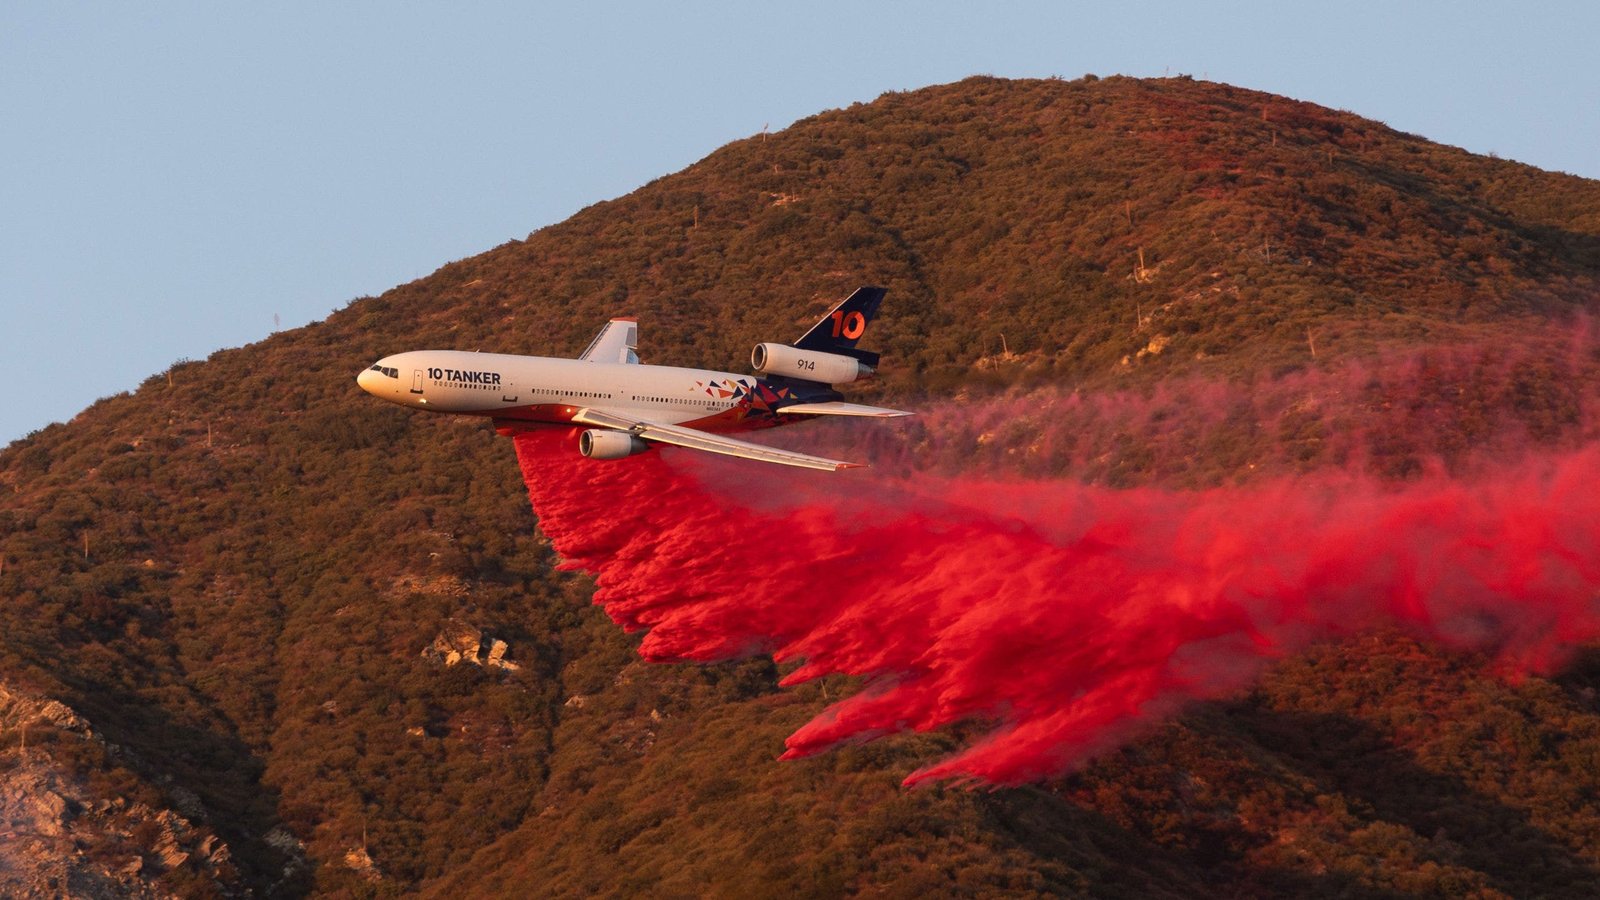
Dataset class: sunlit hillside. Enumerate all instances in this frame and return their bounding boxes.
[3,75,1600,896]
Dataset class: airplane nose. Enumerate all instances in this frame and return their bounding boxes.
[356,366,379,394]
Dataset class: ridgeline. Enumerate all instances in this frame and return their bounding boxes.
[3,76,1600,896]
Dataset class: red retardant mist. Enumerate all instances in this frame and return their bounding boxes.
[513,428,1600,786]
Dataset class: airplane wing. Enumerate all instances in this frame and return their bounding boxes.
[572,408,861,471]
[777,401,913,418]
[578,318,640,364]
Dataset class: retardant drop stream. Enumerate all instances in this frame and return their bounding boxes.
[514,427,1600,785]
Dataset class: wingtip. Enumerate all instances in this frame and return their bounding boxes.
[835,461,867,471]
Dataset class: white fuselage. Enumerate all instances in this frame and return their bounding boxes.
[356,286,906,470]
[356,350,771,431]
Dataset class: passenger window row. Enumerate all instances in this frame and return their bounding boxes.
[632,395,730,406]
[530,387,612,400]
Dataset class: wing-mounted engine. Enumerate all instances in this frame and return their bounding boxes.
[751,343,877,384]
[578,429,649,460]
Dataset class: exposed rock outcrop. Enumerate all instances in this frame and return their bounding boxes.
[0,682,239,898]
[0,683,92,737]
[422,618,522,672]
[343,844,384,883]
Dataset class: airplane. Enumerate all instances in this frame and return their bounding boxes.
[356,286,911,471]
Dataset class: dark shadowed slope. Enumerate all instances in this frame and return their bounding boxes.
[2,75,1599,896]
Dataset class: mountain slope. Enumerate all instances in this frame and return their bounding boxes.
[2,75,1599,895]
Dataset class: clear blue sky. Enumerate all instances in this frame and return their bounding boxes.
[3,2,1597,446]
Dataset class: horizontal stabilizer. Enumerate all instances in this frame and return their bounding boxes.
[778,401,913,418]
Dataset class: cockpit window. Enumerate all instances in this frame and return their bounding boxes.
[368,364,399,378]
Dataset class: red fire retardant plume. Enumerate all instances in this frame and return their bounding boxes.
[513,428,1600,785]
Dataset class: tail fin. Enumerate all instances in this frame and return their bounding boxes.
[793,287,887,365]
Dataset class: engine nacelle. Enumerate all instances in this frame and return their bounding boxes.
[578,429,649,460]
[751,343,874,384]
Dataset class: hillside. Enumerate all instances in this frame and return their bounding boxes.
[2,74,1600,896]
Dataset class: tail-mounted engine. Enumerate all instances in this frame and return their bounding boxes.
[579,429,649,460]
[751,343,876,384]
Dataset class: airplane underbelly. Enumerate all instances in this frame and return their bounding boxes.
[683,406,783,433]
[487,404,582,424]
